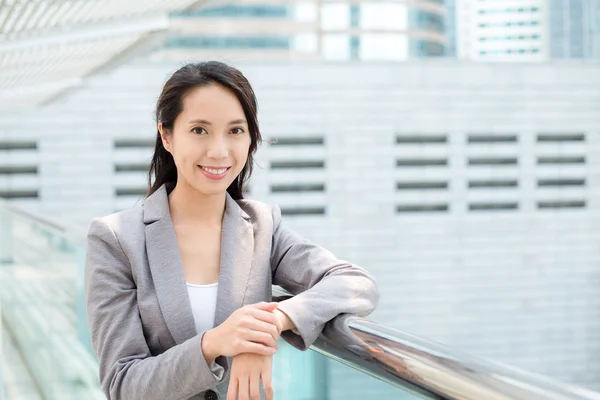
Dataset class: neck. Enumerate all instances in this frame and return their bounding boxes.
[167,181,226,227]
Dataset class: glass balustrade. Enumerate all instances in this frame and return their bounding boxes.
[2,200,600,400]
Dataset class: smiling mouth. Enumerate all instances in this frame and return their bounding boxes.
[199,166,230,174]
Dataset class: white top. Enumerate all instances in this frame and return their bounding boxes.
[186,282,219,335]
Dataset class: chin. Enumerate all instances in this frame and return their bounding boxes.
[192,183,230,197]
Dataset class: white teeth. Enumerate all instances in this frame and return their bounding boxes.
[201,166,227,174]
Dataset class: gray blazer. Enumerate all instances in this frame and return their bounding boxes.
[85,182,379,400]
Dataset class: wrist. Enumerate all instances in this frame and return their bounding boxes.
[274,309,295,332]
[201,328,220,363]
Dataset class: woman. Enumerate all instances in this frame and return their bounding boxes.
[84,61,379,400]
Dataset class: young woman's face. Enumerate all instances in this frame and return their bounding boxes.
[160,83,252,197]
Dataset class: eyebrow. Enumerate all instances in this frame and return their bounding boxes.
[188,119,247,125]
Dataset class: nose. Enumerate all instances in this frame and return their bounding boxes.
[206,135,228,160]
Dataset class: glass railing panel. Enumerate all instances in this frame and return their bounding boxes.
[0,199,440,400]
[0,202,103,400]
[325,356,438,400]
[0,287,4,400]
[3,201,600,400]
[272,339,439,400]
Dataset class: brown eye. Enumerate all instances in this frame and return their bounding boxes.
[231,127,245,135]
[192,127,207,135]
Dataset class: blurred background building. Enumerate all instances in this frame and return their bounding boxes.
[447,0,600,62]
[163,1,446,61]
[1,0,600,399]
[454,0,547,61]
[548,0,600,59]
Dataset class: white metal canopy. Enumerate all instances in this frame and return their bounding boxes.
[0,0,203,111]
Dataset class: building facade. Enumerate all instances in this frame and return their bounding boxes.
[449,0,600,62]
[154,1,446,62]
[456,0,547,61]
[549,0,600,59]
[444,0,458,57]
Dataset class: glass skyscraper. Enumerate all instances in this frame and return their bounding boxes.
[157,1,446,61]
[549,0,600,59]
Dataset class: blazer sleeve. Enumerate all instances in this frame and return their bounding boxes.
[270,204,380,351]
[84,217,225,400]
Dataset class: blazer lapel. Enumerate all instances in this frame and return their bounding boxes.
[143,183,254,346]
[144,183,196,345]
[214,193,254,328]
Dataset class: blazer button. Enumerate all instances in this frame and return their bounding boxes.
[204,389,218,400]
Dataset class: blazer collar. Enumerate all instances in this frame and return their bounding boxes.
[143,182,254,346]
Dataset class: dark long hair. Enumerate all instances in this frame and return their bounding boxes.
[147,61,261,199]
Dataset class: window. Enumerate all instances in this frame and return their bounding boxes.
[396,134,447,144]
[469,157,518,165]
[165,36,290,50]
[397,158,447,166]
[0,141,37,150]
[538,201,585,209]
[113,138,153,207]
[468,134,517,143]
[281,207,326,216]
[116,188,147,196]
[395,133,450,214]
[271,161,325,169]
[0,166,37,174]
[0,190,38,199]
[469,202,518,211]
[538,179,585,187]
[537,133,585,142]
[469,180,518,188]
[114,139,154,148]
[0,140,39,201]
[268,135,326,216]
[397,204,448,213]
[270,137,324,146]
[271,183,325,193]
[171,5,289,18]
[397,182,448,190]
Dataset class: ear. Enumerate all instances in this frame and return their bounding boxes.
[158,122,172,154]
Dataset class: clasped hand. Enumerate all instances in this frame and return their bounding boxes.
[206,301,286,400]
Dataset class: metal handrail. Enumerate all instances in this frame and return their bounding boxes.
[0,198,87,243]
[274,287,600,400]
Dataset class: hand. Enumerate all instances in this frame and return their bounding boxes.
[227,353,273,400]
[272,308,294,333]
[205,302,281,359]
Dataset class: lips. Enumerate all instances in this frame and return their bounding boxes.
[199,166,230,174]
[198,165,230,180]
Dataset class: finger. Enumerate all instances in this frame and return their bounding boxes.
[241,341,277,356]
[273,315,284,335]
[243,330,278,349]
[249,302,278,311]
[249,369,261,400]
[239,374,250,400]
[227,377,238,400]
[245,319,280,341]
[262,363,274,400]
[249,308,279,326]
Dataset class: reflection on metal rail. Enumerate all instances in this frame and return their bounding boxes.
[273,286,600,400]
